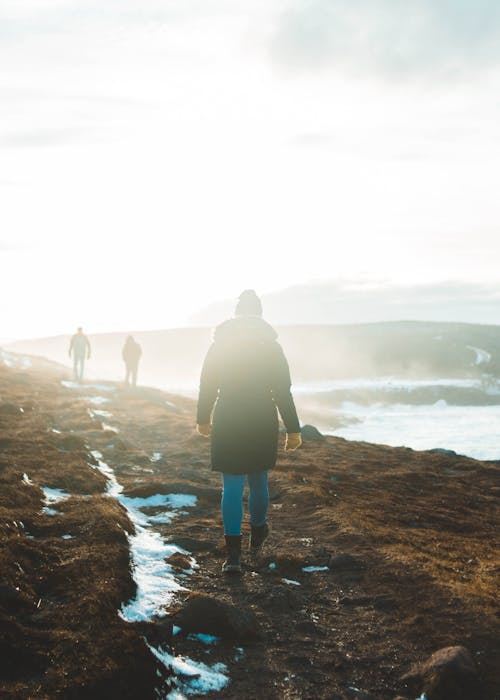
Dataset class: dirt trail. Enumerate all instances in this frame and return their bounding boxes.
[0,357,499,699]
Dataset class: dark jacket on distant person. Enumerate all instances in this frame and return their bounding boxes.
[69,333,91,358]
[196,316,300,474]
[122,337,142,366]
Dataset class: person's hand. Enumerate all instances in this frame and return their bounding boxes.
[285,432,302,451]
[196,423,211,437]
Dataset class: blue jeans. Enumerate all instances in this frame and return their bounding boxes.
[73,354,85,380]
[221,471,269,536]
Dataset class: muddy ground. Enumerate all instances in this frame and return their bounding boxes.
[0,356,498,699]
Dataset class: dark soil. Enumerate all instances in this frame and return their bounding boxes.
[0,355,499,699]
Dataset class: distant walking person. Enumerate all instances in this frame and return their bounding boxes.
[196,290,302,573]
[69,327,91,381]
[122,335,142,387]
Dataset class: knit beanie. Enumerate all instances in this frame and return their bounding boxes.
[235,289,263,317]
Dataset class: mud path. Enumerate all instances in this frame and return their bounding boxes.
[0,357,499,699]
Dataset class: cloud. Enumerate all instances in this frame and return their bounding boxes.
[0,240,32,250]
[191,280,500,326]
[0,0,246,39]
[268,0,500,79]
[0,126,100,149]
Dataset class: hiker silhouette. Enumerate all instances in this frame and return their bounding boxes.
[196,289,302,573]
[68,327,91,381]
[122,335,142,387]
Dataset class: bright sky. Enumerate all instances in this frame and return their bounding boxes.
[2,1,500,339]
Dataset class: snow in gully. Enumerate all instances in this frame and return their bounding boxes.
[89,450,230,696]
[89,450,196,621]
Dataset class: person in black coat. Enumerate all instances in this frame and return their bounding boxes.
[122,335,142,387]
[68,327,91,381]
[196,290,302,573]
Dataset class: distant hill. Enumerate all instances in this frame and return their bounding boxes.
[5,321,500,389]
[190,281,500,326]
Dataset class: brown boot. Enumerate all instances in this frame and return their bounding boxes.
[249,523,269,557]
[222,535,242,573]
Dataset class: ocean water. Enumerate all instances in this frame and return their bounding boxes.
[331,401,500,461]
[295,378,500,461]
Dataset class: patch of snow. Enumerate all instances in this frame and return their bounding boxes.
[88,396,111,405]
[1,351,15,368]
[40,485,71,516]
[166,494,197,509]
[145,512,175,525]
[22,473,33,485]
[102,422,119,433]
[123,493,197,511]
[302,566,329,573]
[88,408,113,418]
[173,625,182,636]
[234,647,245,661]
[50,427,62,434]
[282,578,301,586]
[167,691,186,700]
[151,452,162,462]
[268,562,277,570]
[62,534,74,540]
[148,644,229,697]
[466,345,491,365]
[1,350,32,369]
[42,486,71,504]
[187,633,220,646]
[120,531,185,621]
[90,451,122,498]
[85,383,115,391]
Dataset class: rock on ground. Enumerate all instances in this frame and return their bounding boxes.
[402,645,481,700]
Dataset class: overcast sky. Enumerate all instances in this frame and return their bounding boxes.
[2,0,500,339]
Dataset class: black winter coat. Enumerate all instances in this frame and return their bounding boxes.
[196,317,300,474]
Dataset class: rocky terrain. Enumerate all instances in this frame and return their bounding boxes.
[0,353,499,699]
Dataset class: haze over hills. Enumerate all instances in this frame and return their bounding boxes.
[6,320,500,391]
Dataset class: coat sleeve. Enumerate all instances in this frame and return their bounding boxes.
[270,343,301,433]
[196,343,219,424]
